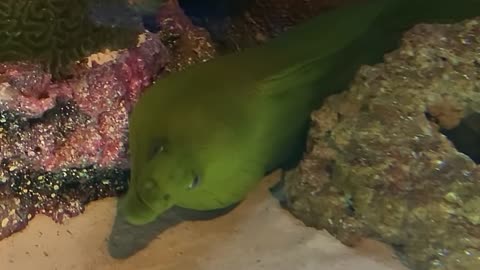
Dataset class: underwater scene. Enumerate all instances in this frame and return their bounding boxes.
[0,0,479,269]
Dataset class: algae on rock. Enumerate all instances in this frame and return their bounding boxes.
[285,18,480,270]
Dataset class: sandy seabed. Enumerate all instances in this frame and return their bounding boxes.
[0,171,408,270]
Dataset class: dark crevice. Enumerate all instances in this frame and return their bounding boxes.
[474,60,480,68]
[177,0,254,49]
[344,194,356,216]
[424,111,438,124]
[325,161,335,176]
[439,113,480,164]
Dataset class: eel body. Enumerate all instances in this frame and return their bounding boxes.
[120,0,480,225]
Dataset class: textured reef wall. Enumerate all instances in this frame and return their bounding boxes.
[221,0,358,49]
[0,0,217,240]
[181,0,359,53]
[285,18,480,270]
[0,34,167,239]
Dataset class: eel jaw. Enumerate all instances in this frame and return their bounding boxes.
[118,188,159,226]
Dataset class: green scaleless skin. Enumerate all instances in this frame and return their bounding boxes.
[120,0,480,225]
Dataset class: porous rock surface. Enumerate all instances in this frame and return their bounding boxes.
[285,18,480,270]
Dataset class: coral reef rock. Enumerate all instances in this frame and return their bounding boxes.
[155,0,217,72]
[0,33,167,240]
[285,18,480,270]
[217,0,359,51]
[0,0,143,79]
[0,1,218,241]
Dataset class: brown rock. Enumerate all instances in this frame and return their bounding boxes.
[285,18,480,270]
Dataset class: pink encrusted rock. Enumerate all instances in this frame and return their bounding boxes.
[0,32,169,240]
[0,0,221,241]
[1,32,168,172]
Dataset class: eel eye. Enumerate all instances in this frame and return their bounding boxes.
[188,173,200,190]
[148,140,166,159]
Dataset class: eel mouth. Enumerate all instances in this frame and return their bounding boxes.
[118,187,159,226]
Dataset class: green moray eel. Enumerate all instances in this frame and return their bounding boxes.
[119,0,480,225]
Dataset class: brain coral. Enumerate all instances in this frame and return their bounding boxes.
[0,0,142,79]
